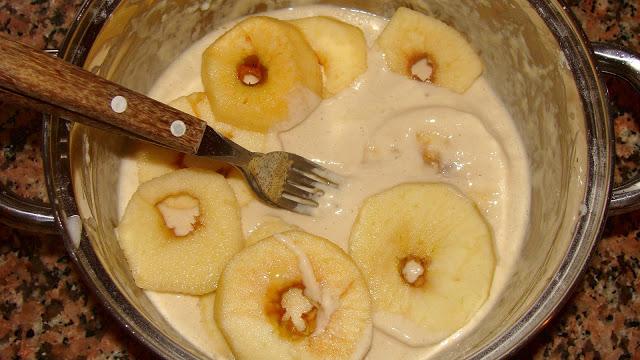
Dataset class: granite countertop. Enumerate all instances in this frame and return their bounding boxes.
[0,0,638,359]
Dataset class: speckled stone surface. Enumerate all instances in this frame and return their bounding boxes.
[0,1,638,359]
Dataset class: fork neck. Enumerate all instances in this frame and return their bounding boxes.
[196,126,254,166]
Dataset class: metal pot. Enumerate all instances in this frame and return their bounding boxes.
[2,0,640,358]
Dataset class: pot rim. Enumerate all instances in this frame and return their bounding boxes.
[44,0,612,359]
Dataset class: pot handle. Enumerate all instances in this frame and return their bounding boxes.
[592,43,640,215]
[0,48,59,234]
[0,189,57,234]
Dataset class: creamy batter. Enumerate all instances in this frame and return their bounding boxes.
[117,5,530,359]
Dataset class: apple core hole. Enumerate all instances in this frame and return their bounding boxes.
[238,55,267,86]
[410,56,434,82]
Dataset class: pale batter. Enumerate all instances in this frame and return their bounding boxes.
[117,5,530,359]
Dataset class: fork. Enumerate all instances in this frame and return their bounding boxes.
[0,36,339,214]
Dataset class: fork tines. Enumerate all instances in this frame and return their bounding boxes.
[280,154,341,212]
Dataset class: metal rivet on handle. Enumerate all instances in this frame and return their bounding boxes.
[110,95,127,113]
[170,120,186,137]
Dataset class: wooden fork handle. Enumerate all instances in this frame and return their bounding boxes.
[0,36,207,154]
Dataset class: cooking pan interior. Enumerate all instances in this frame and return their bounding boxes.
[68,0,591,358]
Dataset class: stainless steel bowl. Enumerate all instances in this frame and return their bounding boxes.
[2,0,640,358]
